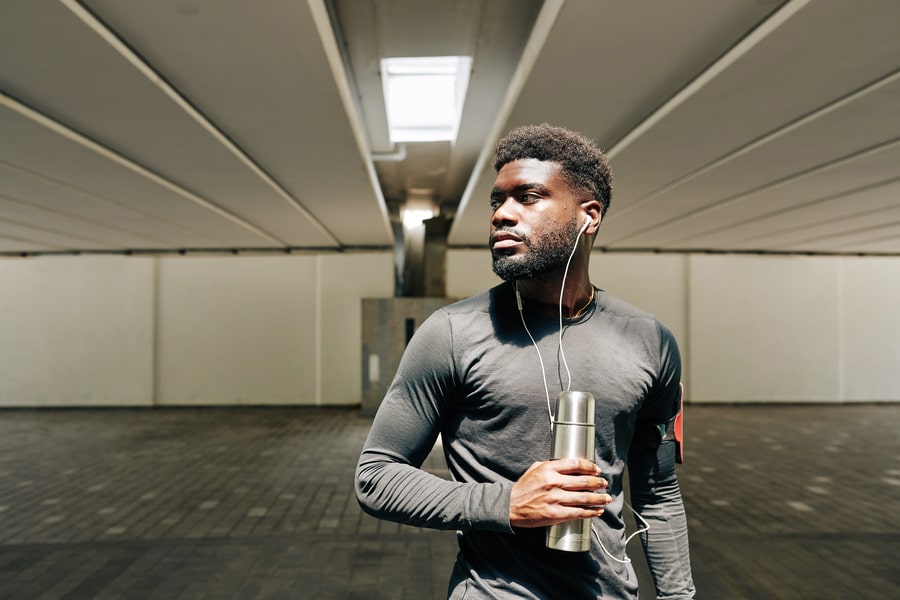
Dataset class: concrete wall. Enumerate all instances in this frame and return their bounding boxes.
[0,250,897,406]
[155,256,318,405]
[839,257,900,401]
[0,256,155,406]
[688,255,841,402]
[0,253,392,407]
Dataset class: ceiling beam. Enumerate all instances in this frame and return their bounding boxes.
[623,136,900,247]
[1,91,285,246]
[608,68,900,226]
[605,0,812,160]
[60,0,341,247]
[307,0,395,244]
[448,0,565,240]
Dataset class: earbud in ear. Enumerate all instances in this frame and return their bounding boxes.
[580,217,590,233]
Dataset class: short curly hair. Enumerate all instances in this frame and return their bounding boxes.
[493,124,612,216]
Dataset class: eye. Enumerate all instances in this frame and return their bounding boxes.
[521,192,540,203]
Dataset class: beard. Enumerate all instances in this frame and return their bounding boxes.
[491,215,580,281]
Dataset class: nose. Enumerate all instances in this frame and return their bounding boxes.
[491,197,518,228]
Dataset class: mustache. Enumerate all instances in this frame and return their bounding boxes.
[489,227,527,247]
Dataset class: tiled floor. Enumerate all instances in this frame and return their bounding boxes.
[0,404,897,599]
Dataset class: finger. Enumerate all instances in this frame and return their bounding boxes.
[552,458,601,475]
[559,491,612,508]
[558,476,608,491]
[572,506,606,519]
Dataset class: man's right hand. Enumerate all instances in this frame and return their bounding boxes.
[509,458,611,528]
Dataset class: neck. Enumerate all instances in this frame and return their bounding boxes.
[515,272,593,318]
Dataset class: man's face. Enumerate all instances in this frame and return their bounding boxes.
[489,158,582,281]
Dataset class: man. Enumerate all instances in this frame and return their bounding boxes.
[356,124,694,599]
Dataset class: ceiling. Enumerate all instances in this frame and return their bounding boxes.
[1,0,898,257]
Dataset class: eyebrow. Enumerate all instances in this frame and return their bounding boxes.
[489,182,551,199]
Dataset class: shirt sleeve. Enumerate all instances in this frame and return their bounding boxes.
[637,321,682,425]
[628,320,696,599]
[355,309,513,532]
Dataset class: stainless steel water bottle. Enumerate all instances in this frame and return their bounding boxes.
[546,390,595,552]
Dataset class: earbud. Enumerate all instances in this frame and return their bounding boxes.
[580,216,590,233]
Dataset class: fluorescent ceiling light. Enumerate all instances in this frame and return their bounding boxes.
[401,208,436,229]
[382,56,472,143]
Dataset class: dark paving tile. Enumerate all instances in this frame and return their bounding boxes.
[0,404,897,599]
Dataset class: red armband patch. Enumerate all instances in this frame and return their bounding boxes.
[673,402,684,464]
[663,383,684,464]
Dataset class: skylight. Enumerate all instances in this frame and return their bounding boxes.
[381,56,472,143]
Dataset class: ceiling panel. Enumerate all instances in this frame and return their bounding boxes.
[82,0,393,247]
[447,0,788,246]
[665,143,900,250]
[0,235,61,253]
[0,217,114,251]
[606,0,900,206]
[0,194,170,249]
[0,105,276,248]
[731,180,900,251]
[605,74,900,247]
[785,220,900,252]
[840,234,900,254]
[1,0,898,257]
[0,163,223,248]
[502,0,783,149]
[450,0,900,254]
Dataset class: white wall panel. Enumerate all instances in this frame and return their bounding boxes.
[1,252,898,407]
[840,257,900,401]
[447,249,499,297]
[155,255,316,405]
[689,255,840,402]
[0,256,154,406]
[320,252,394,405]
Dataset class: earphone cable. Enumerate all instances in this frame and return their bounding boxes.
[558,222,589,392]
[516,283,553,429]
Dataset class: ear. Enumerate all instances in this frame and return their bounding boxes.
[581,200,602,235]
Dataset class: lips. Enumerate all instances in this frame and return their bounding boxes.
[491,230,523,250]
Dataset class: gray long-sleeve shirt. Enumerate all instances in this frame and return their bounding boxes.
[356,282,694,599]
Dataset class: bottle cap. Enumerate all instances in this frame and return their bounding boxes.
[554,391,595,424]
